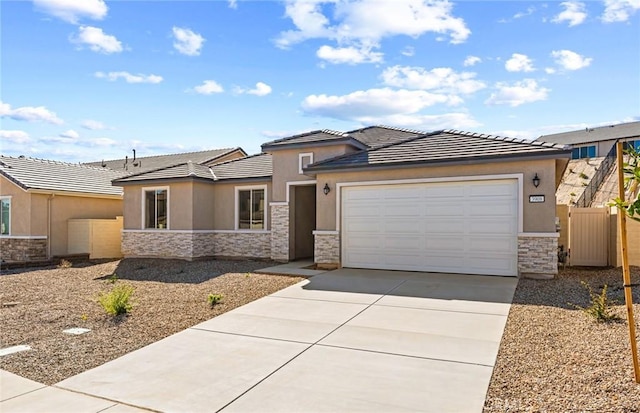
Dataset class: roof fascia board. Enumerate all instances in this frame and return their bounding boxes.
[262,138,367,152]
[304,151,572,175]
[28,189,122,199]
[114,175,272,187]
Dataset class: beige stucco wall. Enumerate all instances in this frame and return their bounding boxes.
[270,145,358,201]
[122,179,271,231]
[47,194,122,256]
[0,176,33,236]
[315,158,559,233]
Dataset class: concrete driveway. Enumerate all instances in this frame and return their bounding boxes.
[8,268,517,413]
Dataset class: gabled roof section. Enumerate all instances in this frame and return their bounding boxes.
[0,155,124,196]
[261,130,367,151]
[347,125,425,148]
[86,147,246,172]
[113,154,272,184]
[210,153,272,180]
[537,121,640,145]
[304,130,570,172]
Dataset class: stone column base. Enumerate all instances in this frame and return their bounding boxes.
[0,237,48,262]
[518,233,559,277]
[270,204,289,262]
[314,231,340,269]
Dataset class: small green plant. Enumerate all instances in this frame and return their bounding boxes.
[208,293,223,307]
[572,281,619,322]
[57,259,72,269]
[107,273,118,284]
[579,172,589,179]
[569,192,576,196]
[98,284,134,316]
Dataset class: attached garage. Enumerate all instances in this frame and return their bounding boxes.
[341,179,519,276]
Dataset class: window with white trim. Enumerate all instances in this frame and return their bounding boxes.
[571,145,596,159]
[299,152,313,174]
[1,197,10,235]
[237,187,266,230]
[144,188,168,229]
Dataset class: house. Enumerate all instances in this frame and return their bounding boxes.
[0,156,124,262]
[538,121,640,160]
[114,126,571,278]
[536,121,640,267]
[0,147,247,262]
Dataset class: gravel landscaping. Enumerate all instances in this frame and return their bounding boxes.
[0,259,303,385]
[485,266,640,413]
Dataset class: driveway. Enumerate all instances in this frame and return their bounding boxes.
[11,269,517,412]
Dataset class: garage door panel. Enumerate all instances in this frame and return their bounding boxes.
[342,179,518,276]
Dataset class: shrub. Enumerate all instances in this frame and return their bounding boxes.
[107,273,118,284]
[579,172,589,179]
[98,284,134,316]
[208,293,223,307]
[57,259,72,269]
[573,281,619,322]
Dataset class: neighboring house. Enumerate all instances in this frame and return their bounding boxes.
[538,121,640,160]
[536,121,640,268]
[0,147,247,263]
[0,156,124,261]
[114,126,570,278]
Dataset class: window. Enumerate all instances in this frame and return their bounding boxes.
[299,152,313,174]
[571,145,596,159]
[237,187,265,230]
[1,197,9,235]
[144,188,168,229]
[623,140,639,151]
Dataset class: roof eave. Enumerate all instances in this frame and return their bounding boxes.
[261,138,367,152]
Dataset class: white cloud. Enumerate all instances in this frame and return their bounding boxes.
[602,0,640,22]
[95,71,163,84]
[362,112,481,130]
[551,49,592,70]
[302,88,459,122]
[0,130,30,144]
[228,0,238,9]
[276,0,470,65]
[71,26,123,54]
[485,79,549,107]
[513,6,536,19]
[172,27,205,56]
[89,137,117,146]
[316,45,383,64]
[60,129,79,139]
[505,53,535,72]
[0,101,63,124]
[553,2,587,26]
[545,67,557,74]
[81,119,107,130]
[401,46,415,57]
[463,55,481,67]
[33,0,107,24]
[381,66,486,95]
[191,80,224,95]
[239,82,271,96]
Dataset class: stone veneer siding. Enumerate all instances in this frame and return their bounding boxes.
[314,231,340,267]
[122,231,270,260]
[0,238,48,262]
[270,204,289,262]
[518,235,558,276]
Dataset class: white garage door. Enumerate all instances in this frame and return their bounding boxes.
[342,179,518,276]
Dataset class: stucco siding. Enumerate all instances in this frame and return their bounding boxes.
[0,176,32,236]
[314,158,558,233]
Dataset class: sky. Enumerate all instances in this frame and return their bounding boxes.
[1,0,639,163]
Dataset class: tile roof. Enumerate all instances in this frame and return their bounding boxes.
[305,129,570,172]
[0,155,124,196]
[347,125,424,148]
[210,153,272,180]
[86,147,245,172]
[537,121,640,145]
[261,130,362,150]
[113,154,272,184]
[261,126,423,151]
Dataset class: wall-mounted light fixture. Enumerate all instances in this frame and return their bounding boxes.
[323,183,331,195]
[533,173,540,188]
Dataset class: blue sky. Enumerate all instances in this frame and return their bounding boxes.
[1,0,639,162]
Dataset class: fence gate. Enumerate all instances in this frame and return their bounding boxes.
[568,207,609,266]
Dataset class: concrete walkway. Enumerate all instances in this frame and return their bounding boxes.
[2,269,517,413]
